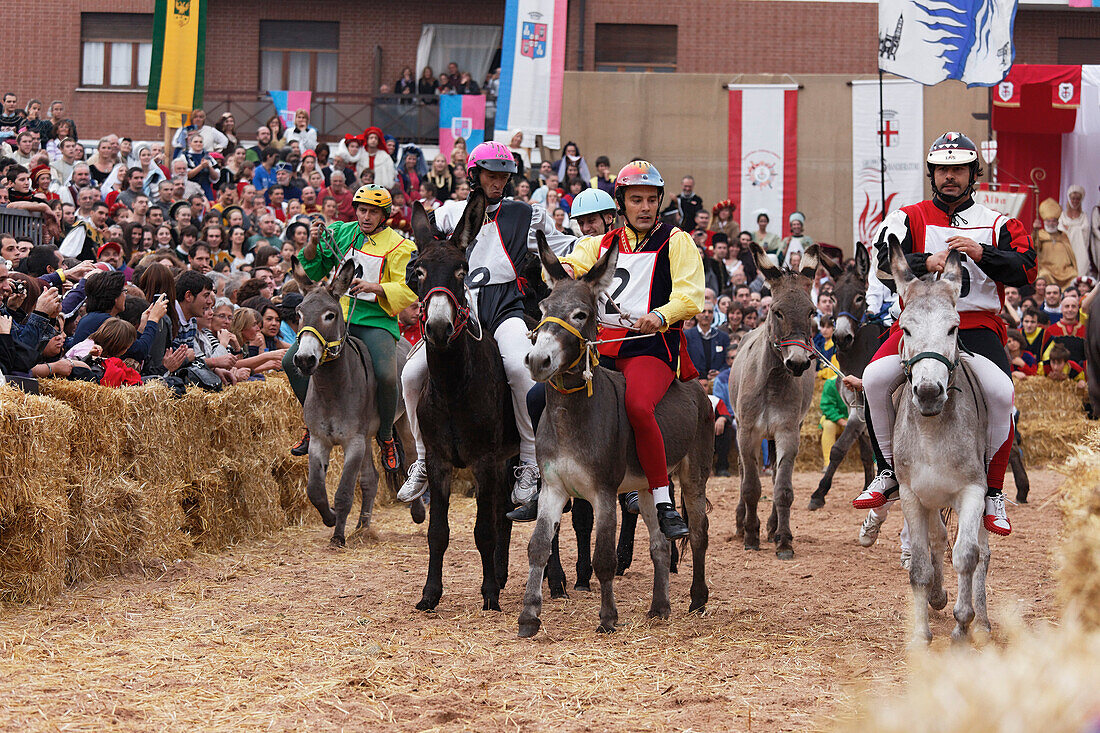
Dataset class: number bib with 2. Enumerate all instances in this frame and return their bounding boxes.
[597,248,659,328]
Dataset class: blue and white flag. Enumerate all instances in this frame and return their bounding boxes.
[878,0,1018,87]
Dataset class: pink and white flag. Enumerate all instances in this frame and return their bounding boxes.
[727,84,799,236]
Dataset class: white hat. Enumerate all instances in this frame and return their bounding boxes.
[789,211,805,224]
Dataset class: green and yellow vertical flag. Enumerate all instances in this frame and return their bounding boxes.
[144,0,206,127]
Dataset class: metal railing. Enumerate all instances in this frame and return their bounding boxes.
[0,207,44,248]
[203,91,459,144]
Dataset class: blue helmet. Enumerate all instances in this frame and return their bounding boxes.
[569,188,616,219]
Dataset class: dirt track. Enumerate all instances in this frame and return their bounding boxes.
[0,470,1063,732]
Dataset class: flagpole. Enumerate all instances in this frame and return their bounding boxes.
[162,112,171,160]
[878,68,886,217]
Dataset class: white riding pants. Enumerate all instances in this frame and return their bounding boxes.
[402,315,537,464]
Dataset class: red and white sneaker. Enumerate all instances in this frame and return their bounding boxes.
[984,494,1011,536]
[852,469,899,509]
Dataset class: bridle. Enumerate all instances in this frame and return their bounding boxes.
[529,316,601,397]
[901,348,959,382]
[418,284,483,343]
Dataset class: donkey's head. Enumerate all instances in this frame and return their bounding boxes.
[525,232,618,382]
[753,242,829,377]
[294,258,355,375]
[408,191,488,348]
[832,243,871,351]
[889,236,962,417]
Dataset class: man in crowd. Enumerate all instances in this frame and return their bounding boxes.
[686,300,730,382]
[51,137,79,186]
[1042,293,1086,365]
[116,167,145,209]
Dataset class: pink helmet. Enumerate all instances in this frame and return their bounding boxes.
[467,140,517,175]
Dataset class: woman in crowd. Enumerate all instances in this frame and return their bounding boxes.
[131,143,168,195]
[266,115,287,150]
[395,67,416,97]
[220,146,248,185]
[215,112,239,154]
[226,225,253,272]
[425,154,454,201]
[711,200,738,241]
[154,224,178,250]
[182,132,219,199]
[88,138,116,186]
[554,141,591,184]
[418,66,439,98]
[284,109,318,152]
[46,120,78,160]
[398,146,427,200]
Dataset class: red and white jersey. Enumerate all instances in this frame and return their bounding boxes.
[873,199,1036,342]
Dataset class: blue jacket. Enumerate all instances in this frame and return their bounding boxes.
[713,367,733,415]
[685,326,730,377]
[66,311,160,363]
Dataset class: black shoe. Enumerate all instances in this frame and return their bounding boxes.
[656,502,689,540]
[506,496,539,523]
[290,429,310,456]
[624,491,640,515]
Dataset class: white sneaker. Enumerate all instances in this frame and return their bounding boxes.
[984,493,1011,536]
[852,469,899,509]
[397,459,428,503]
[859,509,887,547]
[512,462,541,504]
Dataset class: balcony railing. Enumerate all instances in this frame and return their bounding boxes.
[204,91,495,145]
[0,207,44,248]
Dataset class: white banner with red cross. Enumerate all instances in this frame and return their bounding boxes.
[851,79,924,246]
[726,84,799,236]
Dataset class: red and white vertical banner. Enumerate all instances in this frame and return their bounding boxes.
[851,79,924,246]
[727,84,798,236]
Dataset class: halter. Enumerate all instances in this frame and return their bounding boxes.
[419,285,482,343]
[902,350,959,381]
[297,298,357,365]
[529,316,601,397]
[837,303,890,327]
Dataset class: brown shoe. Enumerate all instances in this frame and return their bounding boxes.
[290,429,310,456]
[377,437,401,473]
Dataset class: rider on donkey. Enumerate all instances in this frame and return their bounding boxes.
[852,132,1036,540]
[396,140,575,506]
[285,184,418,472]
[527,160,704,540]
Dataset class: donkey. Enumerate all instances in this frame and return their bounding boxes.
[809,244,883,510]
[294,260,385,547]
[408,197,570,611]
[730,244,830,559]
[518,234,711,637]
[888,243,990,644]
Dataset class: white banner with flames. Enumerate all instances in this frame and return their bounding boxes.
[851,79,924,247]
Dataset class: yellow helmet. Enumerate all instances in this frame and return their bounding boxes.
[352,184,392,215]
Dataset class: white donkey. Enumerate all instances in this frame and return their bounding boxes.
[888,242,991,645]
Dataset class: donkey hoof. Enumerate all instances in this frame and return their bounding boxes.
[409,498,426,524]
[688,598,708,614]
[929,589,949,610]
[744,541,759,551]
[518,618,541,638]
[330,535,346,548]
[574,582,591,592]
[808,495,825,511]
[776,548,794,560]
[596,623,617,634]
[647,607,671,621]
[415,596,440,612]
[550,589,569,600]
[951,627,970,645]
[483,597,502,612]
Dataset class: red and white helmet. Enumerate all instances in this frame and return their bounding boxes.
[467,140,517,175]
[926,132,978,167]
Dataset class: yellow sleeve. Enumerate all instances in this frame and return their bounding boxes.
[653,230,705,328]
[377,239,418,317]
[558,235,604,278]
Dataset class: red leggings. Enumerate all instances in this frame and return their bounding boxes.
[619,355,675,491]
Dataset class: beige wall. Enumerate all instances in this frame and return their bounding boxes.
[559,72,987,255]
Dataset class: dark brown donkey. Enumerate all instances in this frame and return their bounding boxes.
[730,244,831,559]
[518,234,711,637]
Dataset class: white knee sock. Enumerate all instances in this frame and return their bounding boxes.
[652,485,671,505]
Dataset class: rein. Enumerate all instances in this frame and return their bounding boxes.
[528,316,656,397]
[419,285,483,343]
[902,350,959,381]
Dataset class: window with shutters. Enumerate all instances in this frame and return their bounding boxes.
[80,13,154,89]
[594,24,678,72]
[259,21,339,93]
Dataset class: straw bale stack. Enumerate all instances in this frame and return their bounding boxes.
[834,621,1100,732]
[796,376,864,473]
[0,387,73,602]
[1015,377,1092,467]
[1057,426,1100,629]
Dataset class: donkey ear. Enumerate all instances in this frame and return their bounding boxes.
[536,230,568,285]
[328,259,356,298]
[799,244,822,281]
[941,250,964,300]
[411,201,433,247]
[751,242,782,283]
[582,241,619,294]
[812,245,842,280]
[887,234,917,288]
[853,241,871,282]
[452,189,487,251]
[290,257,314,293]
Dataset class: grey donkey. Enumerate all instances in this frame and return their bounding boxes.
[887,242,990,645]
[518,233,711,637]
[294,259,388,547]
[730,243,830,559]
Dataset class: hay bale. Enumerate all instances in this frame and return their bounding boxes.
[271,455,310,524]
[0,387,73,602]
[833,621,1100,732]
[1057,426,1100,629]
[1015,377,1092,467]
[796,376,866,473]
[65,477,149,584]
